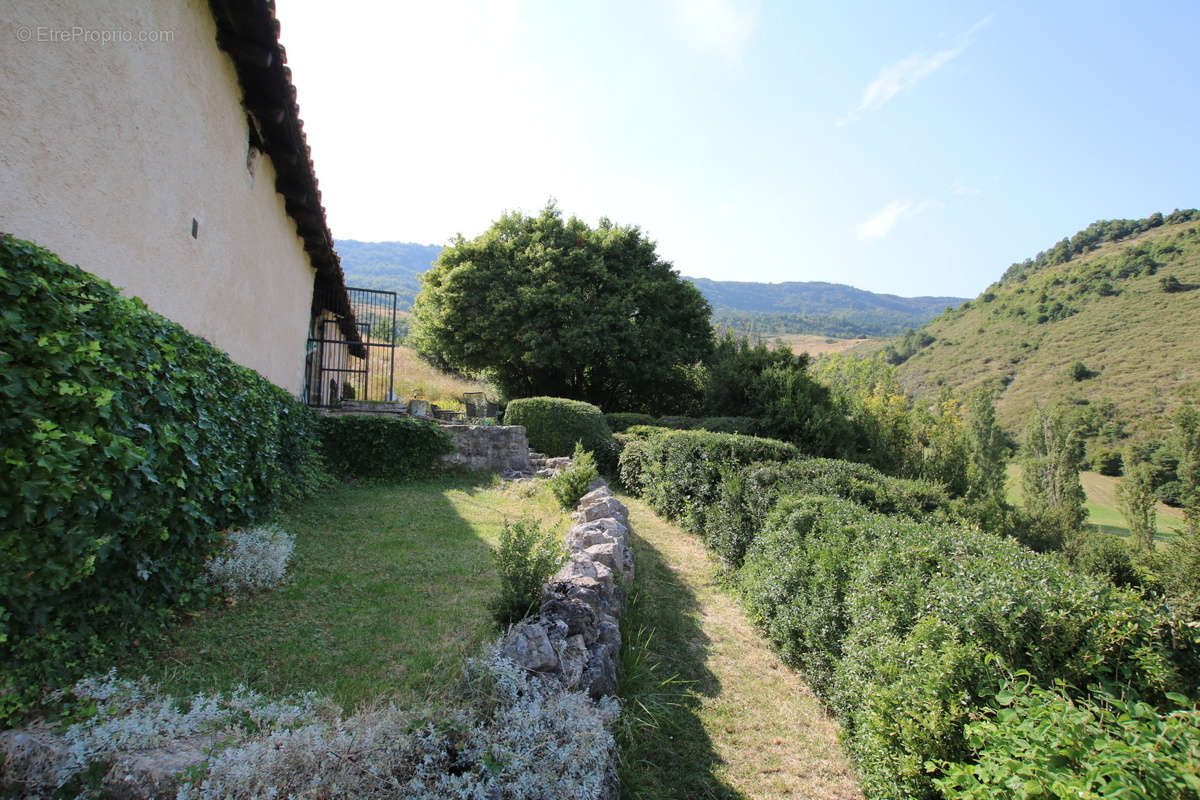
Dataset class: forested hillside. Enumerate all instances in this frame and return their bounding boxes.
[893,211,1200,438]
[336,239,964,338]
[334,240,442,307]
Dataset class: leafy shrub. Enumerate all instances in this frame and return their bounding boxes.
[614,435,654,494]
[504,397,616,472]
[1068,360,1096,381]
[1068,529,1138,587]
[748,364,853,456]
[702,458,948,568]
[489,519,565,625]
[737,495,1179,798]
[1,652,618,799]
[549,443,599,509]
[702,334,852,456]
[620,424,672,440]
[605,412,655,432]
[639,415,758,435]
[205,525,296,596]
[0,237,327,723]
[935,679,1200,799]
[1160,273,1185,293]
[620,429,797,533]
[317,414,452,481]
[653,415,700,430]
[1004,507,1070,553]
[1091,447,1123,475]
[697,416,757,434]
[1158,479,1184,506]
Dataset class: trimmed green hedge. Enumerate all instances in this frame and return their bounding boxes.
[504,396,615,470]
[318,415,453,480]
[616,429,797,532]
[616,424,1192,798]
[604,412,655,432]
[739,495,1179,799]
[0,236,327,722]
[654,415,758,435]
[702,458,949,568]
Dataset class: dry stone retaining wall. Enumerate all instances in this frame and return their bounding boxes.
[436,424,532,475]
[500,478,634,800]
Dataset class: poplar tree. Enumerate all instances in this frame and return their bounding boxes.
[1021,403,1087,537]
[1117,452,1157,549]
[966,388,1008,508]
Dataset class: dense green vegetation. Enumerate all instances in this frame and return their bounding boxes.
[615,427,1197,799]
[317,414,453,480]
[0,237,327,724]
[488,517,565,625]
[712,309,942,338]
[934,678,1200,797]
[548,443,600,508]
[411,204,713,412]
[11,201,1200,796]
[605,412,756,435]
[890,212,1200,446]
[503,396,616,465]
[687,278,963,337]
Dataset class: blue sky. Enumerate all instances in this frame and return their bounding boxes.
[278,0,1199,298]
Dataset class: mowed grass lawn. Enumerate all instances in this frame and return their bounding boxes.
[1006,463,1186,544]
[135,473,565,711]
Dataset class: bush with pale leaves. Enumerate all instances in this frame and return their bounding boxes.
[205,524,295,595]
[0,648,618,800]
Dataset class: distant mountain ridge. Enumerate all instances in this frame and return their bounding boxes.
[686,277,963,316]
[334,239,441,308]
[334,239,967,337]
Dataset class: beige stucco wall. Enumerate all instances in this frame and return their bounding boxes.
[0,0,317,393]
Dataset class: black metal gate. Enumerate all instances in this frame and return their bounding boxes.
[305,285,398,407]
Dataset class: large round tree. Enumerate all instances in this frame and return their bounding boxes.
[411,204,713,412]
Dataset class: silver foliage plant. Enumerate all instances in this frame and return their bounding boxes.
[204,524,296,595]
[1,647,618,799]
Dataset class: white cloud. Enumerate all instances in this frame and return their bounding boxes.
[951,179,981,196]
[856,198,940,240]
[673,0,759,60]
[838,14,993,125]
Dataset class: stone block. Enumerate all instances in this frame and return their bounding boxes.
[578,497,628,524]
[502,620,558,672]
[579,486,613,506]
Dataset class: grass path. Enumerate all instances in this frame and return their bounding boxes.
[617,492,861,800]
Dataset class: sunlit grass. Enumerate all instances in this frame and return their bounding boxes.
[135,474,564,711]
[1006,463,1184,545]
[361,337,490,411]
[774,334,874,357]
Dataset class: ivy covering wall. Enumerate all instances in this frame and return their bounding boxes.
[0,236,327,722]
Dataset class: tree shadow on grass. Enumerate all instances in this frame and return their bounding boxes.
[618,526,748,800]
